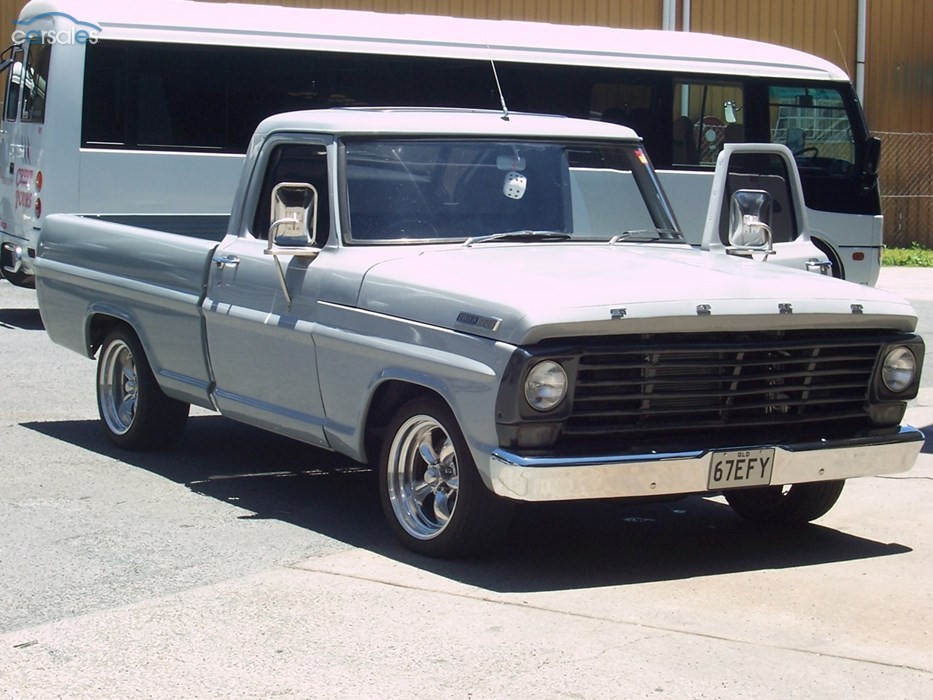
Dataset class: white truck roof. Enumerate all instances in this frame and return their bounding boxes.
[253,108,642,141]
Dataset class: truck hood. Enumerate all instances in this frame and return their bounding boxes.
[356,243,917,345]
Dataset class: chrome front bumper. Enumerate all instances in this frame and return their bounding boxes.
[487,427,925,502]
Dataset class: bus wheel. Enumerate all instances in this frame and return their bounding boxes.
[725,480,845,524]
[379,397,513,557]
[97,327,189,451]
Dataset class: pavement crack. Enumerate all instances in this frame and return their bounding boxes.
[289,562,933,676]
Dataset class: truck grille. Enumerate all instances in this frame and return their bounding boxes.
[560,332,882,450]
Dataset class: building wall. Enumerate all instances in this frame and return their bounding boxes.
[866,0,933,246]
[192,0,665,28]
[688,0,858,95]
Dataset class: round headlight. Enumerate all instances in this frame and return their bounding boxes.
[882,346,917,393]
[524,360,568,411]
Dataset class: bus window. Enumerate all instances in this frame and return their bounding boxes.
[82,43,126,145]
[4,60,22,121]
[591,83,658,153]
[673,81,744,166]
[769,86,855,174]
[21,42,50,123]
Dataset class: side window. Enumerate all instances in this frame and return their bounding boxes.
[672,81,744,166]
[768,86,855,174]
[83,42,127,145]
[21,42,51,123]
[251,144,330,244]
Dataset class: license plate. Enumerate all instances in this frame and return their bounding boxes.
[708,448,775,490]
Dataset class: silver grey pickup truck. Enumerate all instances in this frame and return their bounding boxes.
[35,108,924,557]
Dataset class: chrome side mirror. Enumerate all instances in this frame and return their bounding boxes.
[728,189,774,258]
[268,182,318,250]
[265,182,320,308]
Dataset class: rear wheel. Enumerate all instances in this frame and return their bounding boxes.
[725,480,845,524]
[379,397,512,557]
[97,327,189,451]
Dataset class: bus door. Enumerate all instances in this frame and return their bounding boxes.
[0,45,23,263]
[0,36,50,284]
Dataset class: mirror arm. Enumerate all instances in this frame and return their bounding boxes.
[271,254,292,309]
[264,217,321,309]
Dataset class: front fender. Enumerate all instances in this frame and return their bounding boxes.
[313,302,514,468]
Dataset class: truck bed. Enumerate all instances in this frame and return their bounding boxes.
[35,214,220,407]
[88,214,230,241]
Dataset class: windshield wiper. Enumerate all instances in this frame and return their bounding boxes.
[463,230,572,247]
[609,229,682,244]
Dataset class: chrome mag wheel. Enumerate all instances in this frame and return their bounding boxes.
[98,337,139,436]
[385,413,460,541]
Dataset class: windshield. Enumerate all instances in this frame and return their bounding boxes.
[343,138,681,243]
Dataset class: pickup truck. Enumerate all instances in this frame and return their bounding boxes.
[35,108,925,557]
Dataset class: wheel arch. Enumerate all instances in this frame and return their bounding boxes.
[86,309,142,358]
[810,235,845,279]
[361,379,451,466]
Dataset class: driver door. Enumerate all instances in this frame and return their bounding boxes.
[202,139,332,447]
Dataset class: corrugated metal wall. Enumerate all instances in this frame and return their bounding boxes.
[689,0,858,86]
[867,1,933,246]
[867,0,933,133]
[1,2,19,44]
[195,0,665,28]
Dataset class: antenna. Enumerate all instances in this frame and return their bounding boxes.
[489,58,510,121]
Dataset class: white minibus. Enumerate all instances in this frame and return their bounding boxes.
[0,0,882,287]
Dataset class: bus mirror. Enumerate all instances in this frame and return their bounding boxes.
[724,100,738,124]
[728,189,774,255]
[268,182,318,249]
[0,45,22,75]
[864,136,881,177]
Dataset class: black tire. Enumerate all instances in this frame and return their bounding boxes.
[379,397,513,557]
[0,267,36,288]
[725,480,845,524]
[96,327,189,451]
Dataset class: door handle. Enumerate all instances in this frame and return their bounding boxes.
[806,258,833,276]
[212,254,240,269]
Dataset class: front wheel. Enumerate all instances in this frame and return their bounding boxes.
[379,397,513,557]
[725,480,845,524]
[97,327,189,451]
